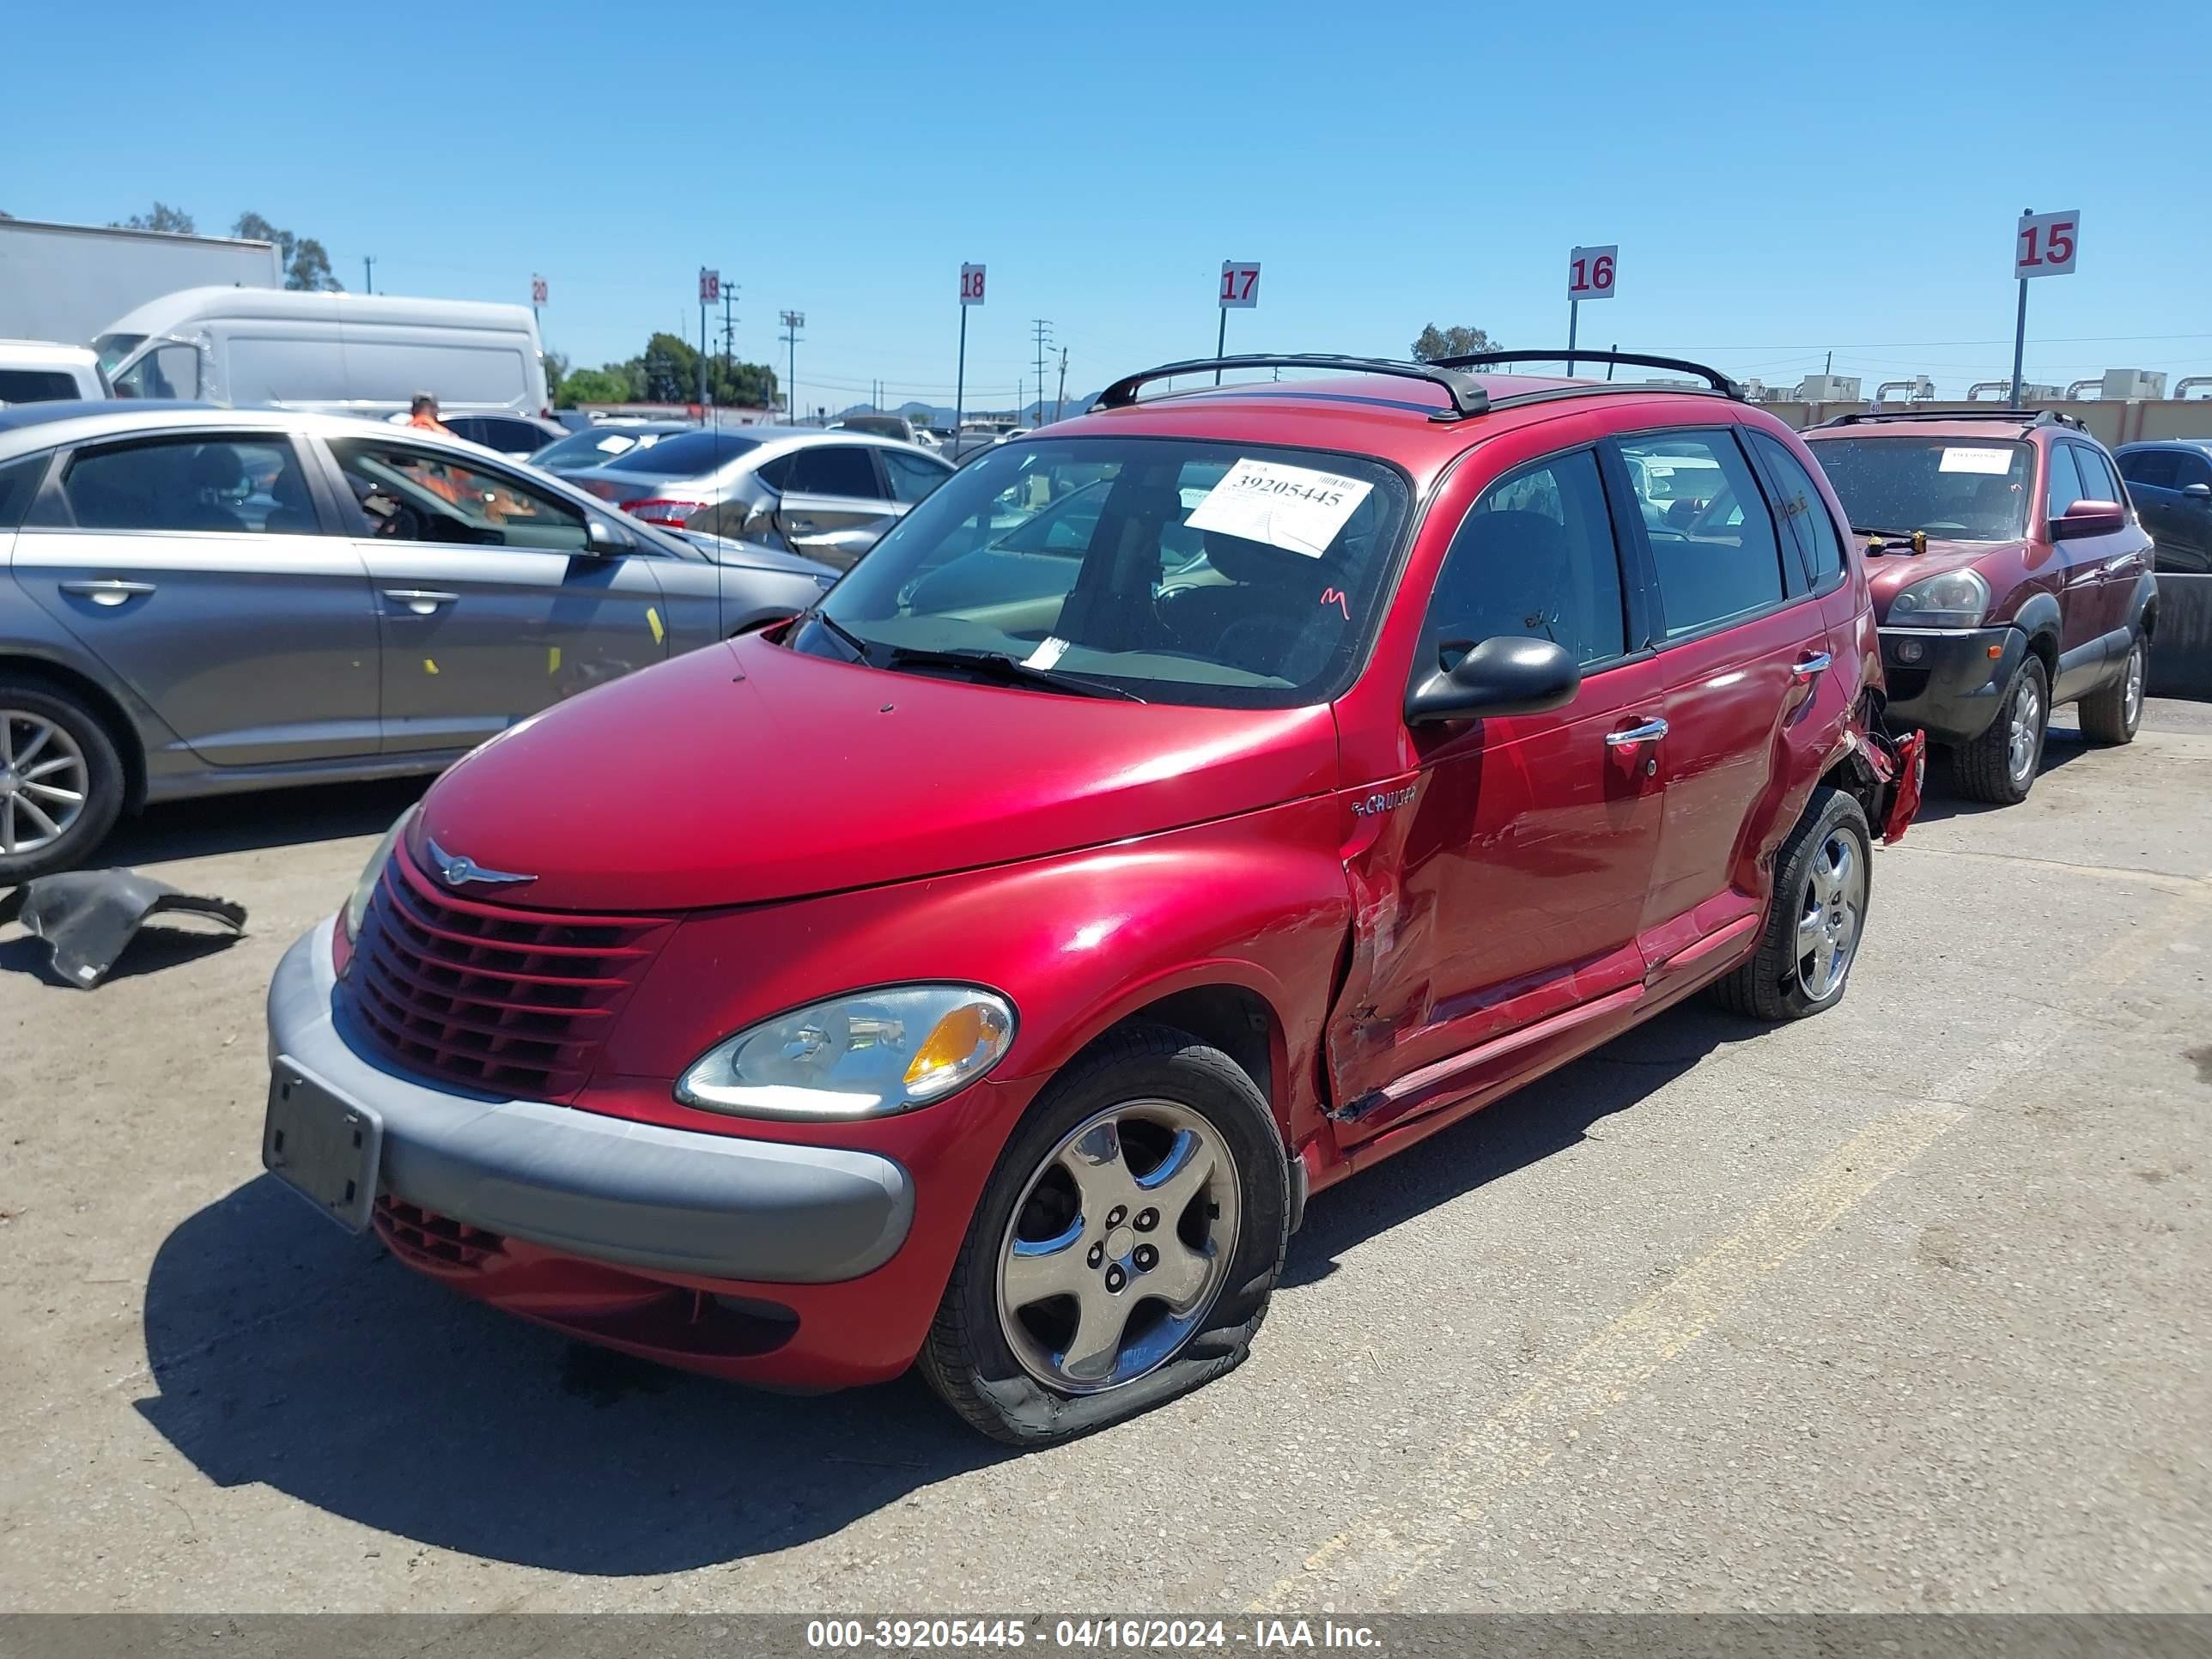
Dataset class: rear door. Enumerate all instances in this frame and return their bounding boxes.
[2116,449,2199,568]
[1613,425,1834,969]
[320,434,673,755]
[2166,449,2212,571]
[10,428,380,765]
[764,442,907,570]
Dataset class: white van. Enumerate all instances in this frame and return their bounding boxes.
[94,288,547,418]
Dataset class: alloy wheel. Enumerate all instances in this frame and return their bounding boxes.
[1794,830,1865,1001]
[994,1099,1241,1395]
[0,710,89,857]
[2008,677,2042,783]
[2124,642,2145,728]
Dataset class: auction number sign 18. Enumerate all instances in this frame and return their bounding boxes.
[960,264,988,305]
[2015,210,2080,279]
[1567,245,1618,301]
[1219,262,1261,308]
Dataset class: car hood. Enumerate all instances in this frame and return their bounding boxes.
[410,633,1340,912]
[1864,538,2021,623]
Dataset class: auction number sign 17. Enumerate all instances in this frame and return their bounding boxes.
[2015,210,2080,278]
[1219,262,1261,308]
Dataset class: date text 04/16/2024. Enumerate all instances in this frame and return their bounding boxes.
[803,1620,1382,1650]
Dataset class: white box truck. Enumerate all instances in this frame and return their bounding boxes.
[0,216,283,349]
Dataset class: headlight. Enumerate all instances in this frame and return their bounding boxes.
[1887,568,1990,629]
[675,984,1017,1121]
[343,807,414,940]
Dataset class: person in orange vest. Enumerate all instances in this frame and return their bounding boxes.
[406,392,453,435]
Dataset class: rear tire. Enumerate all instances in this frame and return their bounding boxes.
[1952,654,2047,805]
[918,1022,1288,1446]
[2077,635,2145,746]
[0,679,125,884]
[1713,787,1871,1024]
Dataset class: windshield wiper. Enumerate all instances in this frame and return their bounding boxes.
[884,644,1147,702]
[1852,526,1920,542]
[803,609,874,663]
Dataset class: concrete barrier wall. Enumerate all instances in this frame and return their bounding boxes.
[2151,573,2212,702]
[1768,398,2212,447]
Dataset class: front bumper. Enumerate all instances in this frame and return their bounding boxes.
[1877,623,2022,745]
[264,917,915,1285]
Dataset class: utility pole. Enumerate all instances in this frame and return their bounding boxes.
[1030,319,1052,428]
[1055,346,1068,423]
[720,285,738,371]
[780,310,805,424]
[362,254,375,295]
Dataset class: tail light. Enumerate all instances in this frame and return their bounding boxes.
[579,479,623,501]
[621,498,707,527]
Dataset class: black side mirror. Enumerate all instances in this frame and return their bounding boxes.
[1407,635,1581,725]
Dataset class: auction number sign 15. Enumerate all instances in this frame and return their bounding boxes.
[2015,210,2079,278]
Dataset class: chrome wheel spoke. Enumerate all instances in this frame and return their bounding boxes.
[1060,1116,1136,1216]
[14,794,60,840]
[23,781,82,805]
[21,756,77,781]
[11,722,51,769]
[1134,1127,1215,1219]
[1796,908,1826,958]
[1003,1218,1088,1309]
[1060,1279,1136,1385]
[1147,1237,1216,1314]
[1,797,16,854]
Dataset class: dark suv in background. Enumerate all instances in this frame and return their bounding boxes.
[1801,410,2156,805]
[2114,440,2212,573]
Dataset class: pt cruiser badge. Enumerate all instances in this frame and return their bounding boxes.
[423,839,535,889]
[1351,785,1416,817]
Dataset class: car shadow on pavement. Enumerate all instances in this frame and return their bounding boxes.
[1905,720,2091,826]
[135,1175,1010,1576]
[103,775,432,866]
[1280,1000,1768,1291]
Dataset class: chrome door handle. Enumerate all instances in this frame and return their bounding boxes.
[1605,717,1668,746]
[1792,651,1833,683]
[785,518,819,533]
[382,588,459,615]
[59,579,156,606]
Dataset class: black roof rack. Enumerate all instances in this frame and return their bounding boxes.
[1815,407,2087,431]
[1429,349,1745,400]
[1093,354,1489,421]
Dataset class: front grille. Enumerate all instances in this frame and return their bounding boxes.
[374,1196,507,1271]
[343,842,672,1100]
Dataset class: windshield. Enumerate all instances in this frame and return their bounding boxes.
[532,427,669,470]
[793,436,1411,709]
[1807,437,2033,540]
[94,333,145,376]
[598,428,759,477]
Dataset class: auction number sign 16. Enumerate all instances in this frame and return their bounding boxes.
[1219,262,1261,308]
[2015,210,2080,279]
[960,264,988,305]
[1568,245,1618,301]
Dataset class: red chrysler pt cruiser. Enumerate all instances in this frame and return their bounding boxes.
[264,352,1921,1443]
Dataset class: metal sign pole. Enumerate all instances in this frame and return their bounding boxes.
[1567,300,1579,377]
[699,299,708,411]
[2009,206,2033,411]
[956,304,968,434]
[1216,308,1228,386]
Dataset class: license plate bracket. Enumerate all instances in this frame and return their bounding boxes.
[264,1063,383,1233]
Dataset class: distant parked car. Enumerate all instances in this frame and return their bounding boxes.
[832,413,927,444]
[0,402,835,879]
[564,425,954,569]
[0,339,106,404]
[439,412,566,459]
[527,420,695,476]
[2113,440,2212,573]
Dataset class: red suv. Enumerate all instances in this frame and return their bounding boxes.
[264,351,1921,1443]
[1801,410,2157,804]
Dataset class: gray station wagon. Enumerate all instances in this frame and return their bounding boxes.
[0,402,837,880]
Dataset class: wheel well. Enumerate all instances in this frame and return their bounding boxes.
[2141,597,2158,642]
[0,655,146,808]
[1100,985,1280,1130]
[2025,628,2058,681]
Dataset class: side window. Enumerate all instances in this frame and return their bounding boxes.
[1617,430,1787,639]
[1748,430,1845,590]
[330,440,588,552]
[2178,452,2212,490]
[2071,445,2120,506]
[2045,443,2085,520]
[0,370,84,403]
[786,444,884,500]
[60,435,313,534]
[2117,451,2177,490]
[109,343,201,401]
[1421,448,1626,670]
[882,448,952,505]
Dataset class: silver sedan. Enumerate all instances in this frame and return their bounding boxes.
[0,401,838,879]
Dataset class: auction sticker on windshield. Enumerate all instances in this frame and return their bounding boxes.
[1186,458,1373,558]
[1938,447,2015,475]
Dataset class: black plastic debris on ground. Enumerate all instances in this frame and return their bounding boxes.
[11,869,246,989]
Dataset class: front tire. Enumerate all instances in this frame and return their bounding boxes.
[1952,654,2047,805]
[2077,635,2145,746]
[0,680,125,884]
[919,1023,1288,1446]
[1713,787,1872,1024]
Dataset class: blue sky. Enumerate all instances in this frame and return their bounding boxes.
[5,0,2209,412]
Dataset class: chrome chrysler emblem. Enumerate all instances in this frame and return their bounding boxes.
[425,836,535,889]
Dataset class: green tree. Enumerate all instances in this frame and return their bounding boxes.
[541,349,570,406]
[638,332,701,402]
[555,367,632,408]
[233,212,342,290]
[112,202,197,234]
[1410,324,1494,362]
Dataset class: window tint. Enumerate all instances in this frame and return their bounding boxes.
[0,452,49,528]
[463,418,544,454]
[1619,430,1786,638]
[0,370,83,403]
[63,436,313,534]
[110,343,199,400]
[331,440,588,552]
[882,447,952,504]
[1424,449,1626,670]
[2117,450,2178,489]
[2045,443,2085,519]
[601,428,758,476]
[2178,452,2212,490]
[2071,445,2120,506]
[1749,430,1844,588]
[787,444,884,499]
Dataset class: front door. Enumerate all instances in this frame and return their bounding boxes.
[11,429,380,766]
[1328,445,1667,1144]
[765,442,907,571]
[321,435,672,756]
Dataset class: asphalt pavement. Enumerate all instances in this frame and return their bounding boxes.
[2,705,2207,1613]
